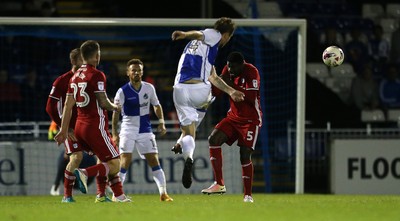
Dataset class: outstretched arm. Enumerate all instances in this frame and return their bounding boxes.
[171,30,204,41]
[208,66,245,102]
[96,92,120,112]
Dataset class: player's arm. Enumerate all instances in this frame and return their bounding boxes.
[171,30,204,41]
[153,104,167,136]
[45,97,62,126]
[208,66,244,102]
[54,94,76,145]
[111,106,120,146]
[96,92,120,112]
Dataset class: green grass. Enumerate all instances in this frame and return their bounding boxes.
[1,194,400,221]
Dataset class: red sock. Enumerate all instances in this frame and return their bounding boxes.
[210,146,224,186]
[83,162,109,177]
[96,176,108,196]
[64,170,75,197]
[109,176,124,197]
[242,160,253,196]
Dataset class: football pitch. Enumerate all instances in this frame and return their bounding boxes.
[1,194,400,221]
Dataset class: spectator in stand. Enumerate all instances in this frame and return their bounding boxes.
[379,63,400,109]
[348,64,380,111]
[368,25,390,64]
[0,69,21,122]
[390,23,400,65]
[318,26,344,57]
[345,28,369,74]
[20,68,46,121]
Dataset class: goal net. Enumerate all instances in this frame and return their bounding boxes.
[0,18,306,195]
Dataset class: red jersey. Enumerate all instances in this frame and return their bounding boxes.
[221,62,262,126]
[67,64,108,123]
[47,70,77,129]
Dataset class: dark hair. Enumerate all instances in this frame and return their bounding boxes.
[227,51,244,64]
[126,58,144,68]
[214,17,235,36]
[69,48,81,63]
[80,40,100,60]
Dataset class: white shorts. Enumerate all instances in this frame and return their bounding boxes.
[119,133,158,159]
[173,83,212,126]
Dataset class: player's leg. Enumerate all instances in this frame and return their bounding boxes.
[119,153,132,184]
[173,83,209,188]
[202,119,233,195]
[73,124,121,199]
[62,150,83,202]
[61,137,85,203]
[180,122,196,189]
[238,124,259,203]
[144,153,173,202]
[51,150,68,196]
[94,157,112,202]
[118,134,135,184]
[106,158,130,202]
[138,134,173,201]
[171,108,207,155]
[240,146,254,203]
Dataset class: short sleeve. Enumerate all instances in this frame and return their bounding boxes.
[114,88,124,106]
[202,28,221,47]
[148,84,160,106]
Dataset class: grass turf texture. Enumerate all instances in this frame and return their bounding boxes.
[1,194,400,221]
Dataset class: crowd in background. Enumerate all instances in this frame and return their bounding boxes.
[1,0,400,128]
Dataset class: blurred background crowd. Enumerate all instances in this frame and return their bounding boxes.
[0,0,399,129]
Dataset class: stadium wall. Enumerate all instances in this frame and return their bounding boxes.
[0,140,242,196]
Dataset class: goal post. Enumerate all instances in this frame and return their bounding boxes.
[0,17,306,194]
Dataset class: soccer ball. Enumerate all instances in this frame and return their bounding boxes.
[322,46,344,67]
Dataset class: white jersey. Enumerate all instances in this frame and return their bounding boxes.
[174,28,221,85]
[114,81,160,135]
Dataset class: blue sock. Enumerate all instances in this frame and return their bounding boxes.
[152,165,161,171]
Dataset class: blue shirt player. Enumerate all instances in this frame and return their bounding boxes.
[171,17,245,189]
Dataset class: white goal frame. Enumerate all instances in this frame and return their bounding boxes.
[0,17,306,194]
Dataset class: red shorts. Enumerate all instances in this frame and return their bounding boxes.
[215,117,260,149]
[74,119,119,162]
[64,138,84,155]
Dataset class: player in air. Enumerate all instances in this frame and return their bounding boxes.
[171,17,245,189]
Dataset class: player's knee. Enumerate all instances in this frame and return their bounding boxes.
[240,147,253,163]
[70,152,83,164]
[107,158,121,175]
[208,131,225,146]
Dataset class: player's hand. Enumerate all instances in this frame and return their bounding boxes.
[230,90,245,102]
[171,31,185,40]
[157,123,167,136]
[114,104,121,113]
[54,130,67,145]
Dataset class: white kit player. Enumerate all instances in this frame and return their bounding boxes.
[171,17,245,189]
[111,58,173,202]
